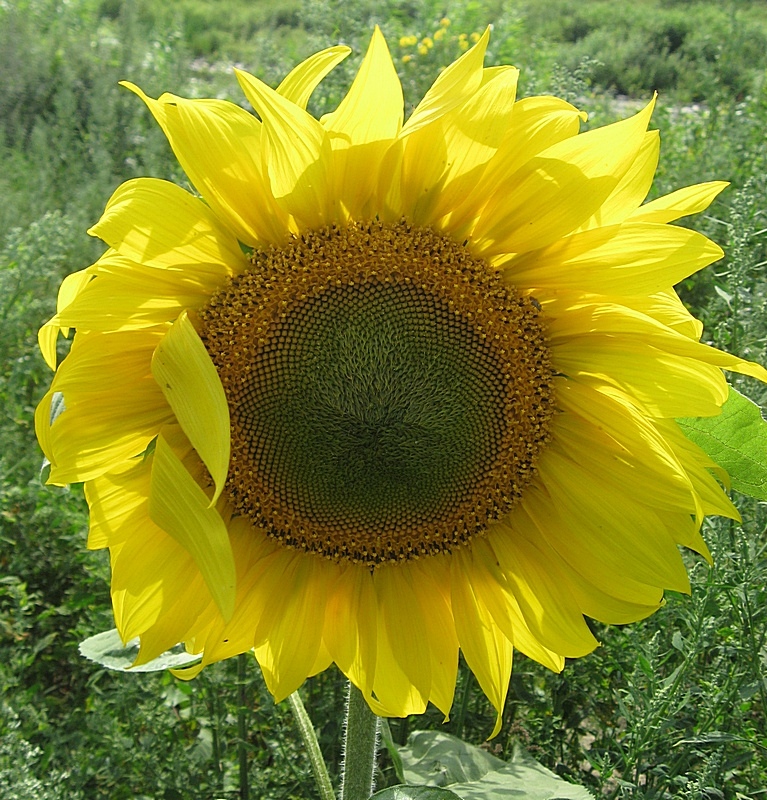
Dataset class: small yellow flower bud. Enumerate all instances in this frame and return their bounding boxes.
[417,44,429,56]
[434,28,445,41]
[440,17,451,27]
[470,31,481,42]
[402,54,413,64]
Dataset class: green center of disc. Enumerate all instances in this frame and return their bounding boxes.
[199,219,552,565]
[237,280,506,535]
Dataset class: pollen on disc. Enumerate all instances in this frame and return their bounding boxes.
[199,219,553,566]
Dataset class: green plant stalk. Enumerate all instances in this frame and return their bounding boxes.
[340,682,380,800]
[287,689,335,800]
[453,661,474,741]
[237,653,250,800]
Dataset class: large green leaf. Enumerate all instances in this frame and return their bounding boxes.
[371,788,462,800]
[396,731,593,800]
[678,386,767,501]
[79,628,201,672]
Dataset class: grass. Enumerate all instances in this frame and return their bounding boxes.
[1,0,766,798]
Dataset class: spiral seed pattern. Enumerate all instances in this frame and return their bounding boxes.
[199,219,553,565]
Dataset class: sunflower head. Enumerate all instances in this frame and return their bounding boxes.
[36,27,767,736]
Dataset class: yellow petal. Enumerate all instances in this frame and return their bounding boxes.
[446,95,585,235]
[552,335,729,418]
[662,512,713,562]
[192,521,288,668]
[476,95,585,193]
[324,27,402,143]
[463,537,565,672]
[151,311,229,505]
[486,518,598,657]
[473,98,655,256]
[86,452,214,661]
[78,248,231,332]
[401,27,489,136]
[450,550,513,738]
[630,181,729,224]
[85,458,153,550]
[504,222,723,296]
[133,599,210,667]
[624,290,703,340]
[309,641,334,677]
[324,564,378,697]
[408,557,459,716]
[552,405,707,528]
[149,432,236,620]
[657,419,740,526]
[39,321,63,372]
[553,377,704,518]
[277,45,351,109]
[235,68,333,227]
[39,268,95,369]
[409,67,519,225]
[517,94,586,132]
[112,514,205,644]
[580,130,659,230]
[495,513,663,625]
[57,267,95,311]
[254,553,328,701]
[89,177,245,273]
[323,27,403,218]
[368,621,428,719]
[547,298,767,387]
[374,565,432,701]
[90,247,231,296]
[122,83,289,245]
[37,328,172,484]
[522,482,677,606]
[535,448,691,592]
[57,255,211,333]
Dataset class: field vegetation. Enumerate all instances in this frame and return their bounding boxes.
[1,0,766,797]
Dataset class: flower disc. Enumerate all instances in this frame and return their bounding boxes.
[199,220,553,564]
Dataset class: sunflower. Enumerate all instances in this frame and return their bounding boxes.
[36,28,767,734]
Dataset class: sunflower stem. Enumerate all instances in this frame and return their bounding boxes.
[340,682,380,800]
[287,689,335,800]
[453,659,474,741]
[236,653,250,800]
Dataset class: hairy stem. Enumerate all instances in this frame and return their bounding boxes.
[287,690,335,800]
[340,682,380,800]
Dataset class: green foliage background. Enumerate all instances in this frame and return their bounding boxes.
[1,0,767,797]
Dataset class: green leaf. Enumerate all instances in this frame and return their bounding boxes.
[371,787,462,800]
[675,732,740,746]
[39,392,66,485]
[400,730,504,785]
[79,628,201,672]
[396,731,594,799]
[49,390,66,425]
[678,386,767,501]
[39,457,51,486]
[380,719,406,784]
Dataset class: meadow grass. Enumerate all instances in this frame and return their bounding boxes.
[1,1,766,797]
